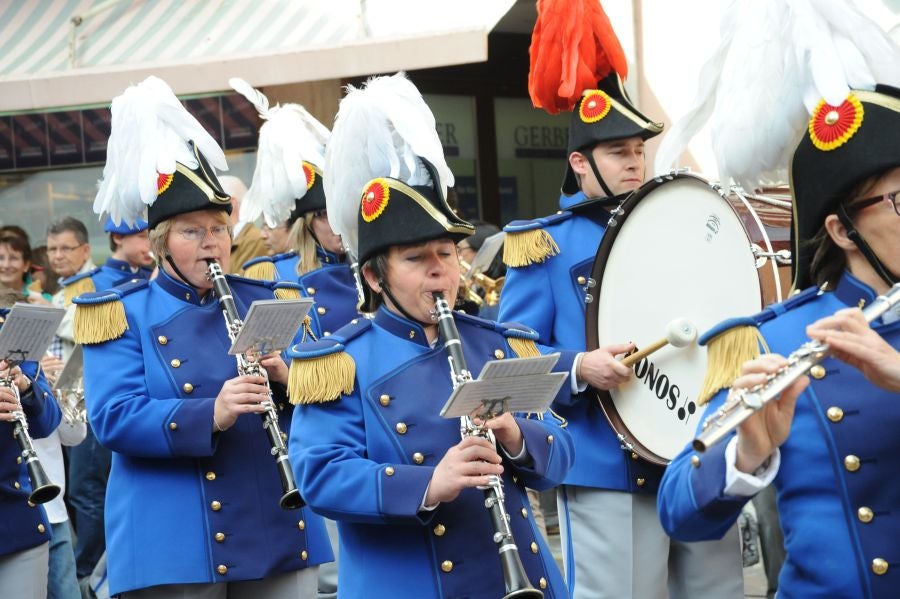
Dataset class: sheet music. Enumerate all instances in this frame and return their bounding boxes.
[0,303,66,363]
[440,353,566,419]
[55,345,84,392]
[465,231,505,280]
[228,298,314,355]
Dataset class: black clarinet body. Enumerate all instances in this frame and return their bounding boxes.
[3,375,61,505]
[433,292,543,599]
[206,261,303,510]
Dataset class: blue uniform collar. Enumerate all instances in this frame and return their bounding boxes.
[833,271,878,309]
[316,246,343,265]
[156,268,210,306]
[104,257,152,279]
[374,305,431,347]
[559,191,587,211]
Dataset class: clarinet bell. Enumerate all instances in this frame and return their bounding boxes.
[279,488,304,510]
[25,460,61,504]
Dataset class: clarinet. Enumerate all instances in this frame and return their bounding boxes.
[2,370,61,504]
[695,282,900,451]
[432,292,543,599]
[206,261,303,510]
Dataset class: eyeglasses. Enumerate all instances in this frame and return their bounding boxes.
[847,190,900,216]
[47,244,85,255]
[173,225,230,242]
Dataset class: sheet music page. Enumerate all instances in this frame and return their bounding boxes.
[229,298,314,355]
[465,231,506,280]
[477,353,560,379]
[0,303,66,363]
[440,372,568,418]
[55,345,84,391]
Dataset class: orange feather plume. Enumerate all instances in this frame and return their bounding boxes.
[528,0,628,114]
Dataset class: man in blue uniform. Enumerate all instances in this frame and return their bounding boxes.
[72,76,331,598]
[499,70,745,598]
[657,84,900,599]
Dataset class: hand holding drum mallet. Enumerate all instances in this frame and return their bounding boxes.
[621,318,698,367]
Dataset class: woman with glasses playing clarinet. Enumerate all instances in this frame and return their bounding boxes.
[70,76,331,599]
[656,66,900,599]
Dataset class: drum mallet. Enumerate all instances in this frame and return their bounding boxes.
[621,318,698,367]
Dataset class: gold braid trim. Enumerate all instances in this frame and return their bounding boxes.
[301,316,317,342]
[63,277,95,307]
[74,301,127,344]
[508,336,540,358]
[288,352,355,405]
[697,326,770,405]
[274,286,300,300]
[502,229,560,268]
[243,261,277,281]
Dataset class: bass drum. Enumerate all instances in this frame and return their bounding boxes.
[585,173,792,464]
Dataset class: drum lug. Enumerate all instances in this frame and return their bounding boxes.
[606,204,626,228]
[582,277,597,304]
[751,244,793,268]
[617,433,635,453]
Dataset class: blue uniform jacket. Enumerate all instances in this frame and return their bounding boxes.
[0,310,59,557]
[243,250,299,282]
[499,193,662,492]
[657,272,900,599]
[62,258,153,294]
[78,270,332,595]
[297,249,360,339]
[289,308,577,598]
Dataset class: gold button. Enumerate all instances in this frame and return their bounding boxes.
[824,110,840,125]
[826,406,843,422]
[408,330,416,339]
[158,335,168,345]
[37,524,46,533]
[872,558,889,575]
[858,507,874,523]
[631,452,639,460]
[170,358,181,368]
[441,560,453,573]
[385,466,395,476]
[185,293,191,300]
[379,394,391,406]
[396,422,408,434]
[169,422,178,430]
[530,542,538,554]
[301,550,308,560]
[691,455,701,468]
[577,276,587,285]
[306,287,316,295]
[494,349,505,359]
[844,455,861,472]
[413,452,425,464]
[211,500,222,511]
[205,471,216,481]
[636,477,646,487]
[539,577,547,589]
[546,435,554,444]
[298,520,305,530]
[14,481,20,489]
[317,306,326,315]
[810,365,826,379]
[521,507,528,518]
[215,532,225,542]
[217,565,227,575]
[16,456,22,465]
[183,383,194,394]
[434,524,446,536]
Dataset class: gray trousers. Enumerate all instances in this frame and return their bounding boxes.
[121,566,318,599]
[317,518,339,599]
[558,485,744,599]
[0,541,49,599]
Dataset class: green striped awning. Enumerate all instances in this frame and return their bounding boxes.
[0,0,515,113]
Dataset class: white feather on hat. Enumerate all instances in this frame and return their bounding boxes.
[653,0,900,191]
[229,77,331,228]
[93,76,227,227]
[324,72,452,262]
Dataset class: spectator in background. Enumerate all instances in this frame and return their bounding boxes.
[30,245,61,297]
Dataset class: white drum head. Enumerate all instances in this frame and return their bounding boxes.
[593,175,762,462]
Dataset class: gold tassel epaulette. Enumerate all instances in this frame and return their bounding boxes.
[697,325,769,405]
[503,229,560,268]
[274,285,301,300]
[288,346,355,405]
[243,260,277,281]
[508,335,540,358]
[73,293,127,344]
[63,276,96,307]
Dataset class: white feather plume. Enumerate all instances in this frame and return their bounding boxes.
[654,0,900,191]
[93,76,227,227]
[230,78,331,227]
[324,73,452,262]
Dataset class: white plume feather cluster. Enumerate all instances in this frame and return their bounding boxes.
[324,72,453,262]
[229,78,331,227]
[654,0,900,191]
[93,76,227,227]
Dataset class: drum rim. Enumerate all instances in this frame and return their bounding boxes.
[584,172,762,465]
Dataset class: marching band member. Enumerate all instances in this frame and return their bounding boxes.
[286,72,577,598]
[499,2,743,596]
[218,176,267,276]
[232,79,359,340]
[658,82,900,599]
[0,307,59,598]
[72,76,331,598]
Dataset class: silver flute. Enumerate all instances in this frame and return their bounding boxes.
[432,292,543,599]
[695,282,900,452]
